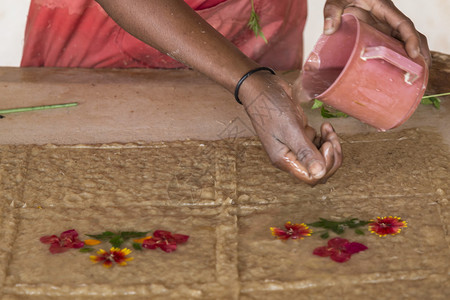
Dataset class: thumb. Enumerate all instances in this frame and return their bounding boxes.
[296,146,327,180]
[284,134,327,180]
[323,0,346,35]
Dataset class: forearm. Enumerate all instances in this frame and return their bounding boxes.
[95,0,259,94]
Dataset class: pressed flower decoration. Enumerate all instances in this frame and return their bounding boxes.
[368,216,407,237]
[271,215,407,263]
[142,230,189,253]
[270,222,312,240]
[307,218,370,239]
[84,230,150,250]
[313,237,368,263]
[90,247,134,268]
[40,228,189,268]
[40,229,85,254]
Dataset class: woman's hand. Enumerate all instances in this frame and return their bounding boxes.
[239,72,342,185]
[323,0,431,66]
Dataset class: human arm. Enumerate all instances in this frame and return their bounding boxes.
[95,0,342,184]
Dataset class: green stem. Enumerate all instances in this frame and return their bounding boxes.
[422,92,450,99]
[0,102,78,114]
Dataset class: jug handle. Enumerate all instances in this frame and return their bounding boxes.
[360,46,423,85]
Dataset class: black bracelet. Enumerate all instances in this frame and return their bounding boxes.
[234,67,275,105]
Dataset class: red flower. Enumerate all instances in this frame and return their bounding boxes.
[270,222,312,240]
[369,216,407,237]
[90,248,133,268]
[40,229,85,254]
[142,230,189,253]
[313,237,368,263]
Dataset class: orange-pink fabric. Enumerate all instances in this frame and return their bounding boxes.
[21,0,307,70]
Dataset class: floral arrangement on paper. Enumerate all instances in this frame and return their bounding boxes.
[40,229,189,268]
[270,216,407,263]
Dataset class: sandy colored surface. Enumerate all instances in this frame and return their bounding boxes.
[0,58,450,299]
[0,129,449,299]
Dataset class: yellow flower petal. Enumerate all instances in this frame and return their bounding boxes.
[133,236,152,244]
[120,248,132,256]
[89,255,99,263]
[84,239,102,246]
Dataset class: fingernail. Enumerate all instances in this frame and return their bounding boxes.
[411,47,420,58]
[324,18,334,35]
[308,160,326,179]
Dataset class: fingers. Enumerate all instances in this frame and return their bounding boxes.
[264,123,342,186]
[366,2,421,59]
[260,134,313,183]
[277,133,328,182]
[305,125,317,143]
[277,150,316,183]
[319,122,342,178]
[259,123,325,184]
[323,0,348,35]
[418,33,431,67]
[323,0,428,63]
[242,74,342,185]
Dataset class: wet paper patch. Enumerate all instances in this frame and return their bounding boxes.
[2,206,238,299]
[236,128,450,204]
[0,127,449,299]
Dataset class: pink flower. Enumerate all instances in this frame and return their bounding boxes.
[313,237,368,263]
[270,222,312,240]
[40,229,85,254]
[142,230,189,253]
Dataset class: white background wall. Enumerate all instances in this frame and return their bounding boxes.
[0,0,449,67]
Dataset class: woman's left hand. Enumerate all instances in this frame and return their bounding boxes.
[323,0,431,66]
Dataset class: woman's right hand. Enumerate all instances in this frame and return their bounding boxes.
[239,72,343,185]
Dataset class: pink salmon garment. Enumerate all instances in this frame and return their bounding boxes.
[21,0,307,70]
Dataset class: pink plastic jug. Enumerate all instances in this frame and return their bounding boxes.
[302,13,428,131]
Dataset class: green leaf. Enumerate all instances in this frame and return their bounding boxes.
[109,235,125,248]
[79,247,95,253]
[120,231,149,240]
[430,97,441,109]
[308,217,370,237]
[355,229,365,235]
[421,96,441,109]
[421,91,450,110]
[248,0,268,43]
[345,219,359,228]
[310,99,348,118]
[132,243,143,251]
[311,99,324,110]
[321,106,348,119]
[87,230,151,248]
[308,219,327,228]
[331,224,345,234]
[345,218,369,228]
[86,231,115,240]
[421,98,433,105]
[320,232,330,239]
